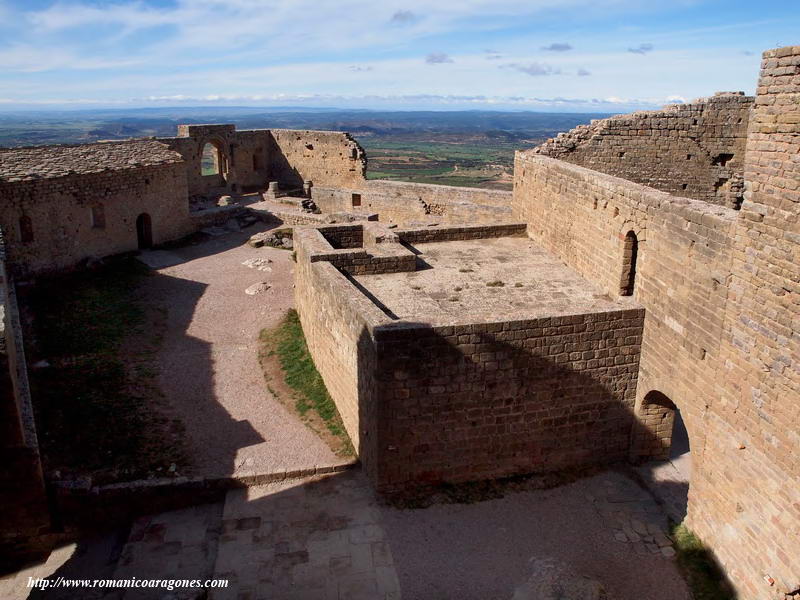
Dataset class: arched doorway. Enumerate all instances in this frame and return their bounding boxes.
[632,390,691,521]
[201,141,226,179]
[136,213,153,249]
[620,230,639,296]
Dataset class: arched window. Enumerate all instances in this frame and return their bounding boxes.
[201,142,223,176]
[620,231,638,296]
[19,215,34,243]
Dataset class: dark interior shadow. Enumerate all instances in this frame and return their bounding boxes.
[4,225,276,576]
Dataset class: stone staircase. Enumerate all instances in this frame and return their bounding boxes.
[105,470,401,600]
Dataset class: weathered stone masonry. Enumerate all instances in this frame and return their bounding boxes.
[514,46,800,599]
[295,222,646,492]
[0,141,193,276]
[534,92,752,208]
[0,44,797,600]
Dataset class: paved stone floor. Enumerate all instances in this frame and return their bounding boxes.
[353,237,635,325]
[2,468,691,600]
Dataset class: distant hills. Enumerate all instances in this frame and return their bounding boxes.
[0,108,608,148]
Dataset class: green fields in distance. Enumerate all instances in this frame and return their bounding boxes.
[358,138,526,191]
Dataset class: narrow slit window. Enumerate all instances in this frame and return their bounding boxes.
[620,231,639,296]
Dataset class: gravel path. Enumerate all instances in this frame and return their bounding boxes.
[141,225,339,480]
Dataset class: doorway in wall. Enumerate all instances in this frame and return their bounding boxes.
[633,390,691,521]
[136,213,153,249]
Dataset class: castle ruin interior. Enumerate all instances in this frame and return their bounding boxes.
[0,45,798,599]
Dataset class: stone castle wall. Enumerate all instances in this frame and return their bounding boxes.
[697,45,799,599]
[313,180,512,225]
[295,224,645,493]
[0,161,193,276]
[294,233,392,473]
[534,93,753,208]
[514,45,800,599]
[269,130,367,191]
[371,309,644,491]
[513,154,738,497]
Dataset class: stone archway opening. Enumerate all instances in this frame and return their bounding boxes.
[633,390,691,521]
[201,141,226,177]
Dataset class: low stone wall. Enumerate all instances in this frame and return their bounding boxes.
[297,226,416,277]
[312,180,512,225]
[294,255,392,482]
[397,222,526,243]
[318,224,364,249]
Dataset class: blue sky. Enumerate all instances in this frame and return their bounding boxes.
[0,0,797,112]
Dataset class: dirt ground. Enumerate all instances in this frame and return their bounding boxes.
[137,223,340,480]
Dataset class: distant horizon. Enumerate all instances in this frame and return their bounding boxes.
[0,105,620,116]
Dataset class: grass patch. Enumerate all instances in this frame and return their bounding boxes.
[671,524,734,600]
[259,309,353,456]
[25,259,187,484]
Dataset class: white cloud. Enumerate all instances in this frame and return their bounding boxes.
[426,52,454,64]
[504,62,560,76]
[628,43,654,54]
[542,42,572,52]
[0,1,771,109]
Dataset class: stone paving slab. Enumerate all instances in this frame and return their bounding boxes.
[105,502,224,600]
[2,468,690,600]
[211,471,400,600]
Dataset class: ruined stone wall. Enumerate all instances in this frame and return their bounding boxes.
[0,162,193,275]
[269,130,366,191]
[534,93,753,208]
[161,126,367,199]
[370,310,644,491]
[313,180,512,225]
[513,45,800,598]
[160,124,270,198]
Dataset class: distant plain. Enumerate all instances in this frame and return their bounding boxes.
[0,107,609,190]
